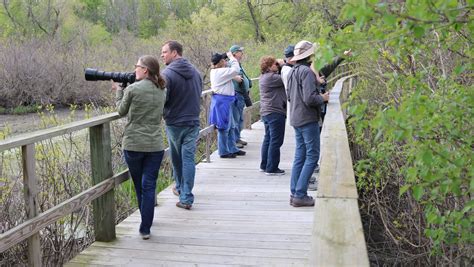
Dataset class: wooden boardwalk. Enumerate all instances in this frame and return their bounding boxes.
[67,121,317,266]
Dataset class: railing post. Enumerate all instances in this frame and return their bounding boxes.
[22,144,41,267]
[243,107,252,130]
[89,123,115,241]
[205,133,211,163]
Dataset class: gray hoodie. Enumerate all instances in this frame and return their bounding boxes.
[162,58,202,126]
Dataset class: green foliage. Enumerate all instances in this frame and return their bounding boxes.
[11,105,38,115]
[342,0,473,262]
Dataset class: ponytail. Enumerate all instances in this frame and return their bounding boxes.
[138,55,166,90]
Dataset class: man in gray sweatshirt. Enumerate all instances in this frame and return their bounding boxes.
[286,40,329,207]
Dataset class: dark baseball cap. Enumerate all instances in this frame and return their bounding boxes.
[284,45,295,59]
[211,53,228,65]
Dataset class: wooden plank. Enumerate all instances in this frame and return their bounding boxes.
[21,144,41,267]
[70,246,308,266]
[89,123,115,242]
[97,235,310,251]
[318,130,358,199]
[317,77,358,199]
[309,198,369,266]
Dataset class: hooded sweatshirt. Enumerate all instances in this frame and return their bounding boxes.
[162,58,202,126]
[287,63,324,127]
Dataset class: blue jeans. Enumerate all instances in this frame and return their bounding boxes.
[232,92,245,141]
[218,109,239,155]
[166,125,199,205]
[124,150,164,235]
[290,122,320,198]
[260,113,286,172]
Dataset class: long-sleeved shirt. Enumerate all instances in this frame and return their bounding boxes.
[287,63,324,127]
[259,72,287,117]
[210,59,240,96]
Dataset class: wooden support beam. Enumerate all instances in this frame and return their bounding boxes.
[22,144,41,267]
[89,123,115,241]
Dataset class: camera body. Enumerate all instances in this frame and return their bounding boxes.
[84,68,136,85]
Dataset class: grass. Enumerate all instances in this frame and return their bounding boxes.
[0,105,38,115]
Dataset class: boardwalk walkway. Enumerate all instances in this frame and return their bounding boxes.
[67,121,317,266]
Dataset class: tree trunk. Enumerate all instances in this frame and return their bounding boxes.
[246,0,265,43]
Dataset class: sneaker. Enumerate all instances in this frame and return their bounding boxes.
[259,168,265,172]
[172,186,180,196]
[308,176,318,191]
[291,196,315,207]
[290,194,294,205]
[233,150,246,156]
[176,202,192,210]
[140,232,150,240]
[237,139,248,146]
[236,143,244,149]
[313,165,320,173]
[265,169,285,176]
[220,153,236,158]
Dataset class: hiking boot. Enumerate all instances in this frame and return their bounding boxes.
[308,176,318,191]
[220,153,236,158]
[172,186,180,196]
[237,139,248,146]
[265,169,285,176]
[236,143,244,149]
[176,202,192,210]
[291,196,315,207]
[233,150,246,156]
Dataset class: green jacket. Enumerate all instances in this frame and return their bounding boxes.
[116,79,166,152]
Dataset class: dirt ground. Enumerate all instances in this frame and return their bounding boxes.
[0,108,97,137]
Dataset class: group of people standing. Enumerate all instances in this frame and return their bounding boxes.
[256,41,351,207]
[112,39,350,240]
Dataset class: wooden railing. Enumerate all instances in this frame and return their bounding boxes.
[0,89,260,266]
[310,75,369,266]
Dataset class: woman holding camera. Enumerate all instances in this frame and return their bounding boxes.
[209,51,244,158]
[112,55,166,240]
[259,56,287,175]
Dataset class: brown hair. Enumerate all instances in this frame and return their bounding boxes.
[260,56,276,74]
[139,55,166,89]
[164,40,183,56]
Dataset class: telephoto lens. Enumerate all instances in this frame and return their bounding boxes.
[84,68,136,85]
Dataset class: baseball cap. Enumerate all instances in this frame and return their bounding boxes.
[229,45,244,54]
[284,45,295,59]
[211,53,228,65]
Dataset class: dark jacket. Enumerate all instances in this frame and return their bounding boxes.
[259,72,287,117]
[231,63,251,94]
[319,56,344,78]
[162,58,202,126]
[287,63,324,127]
